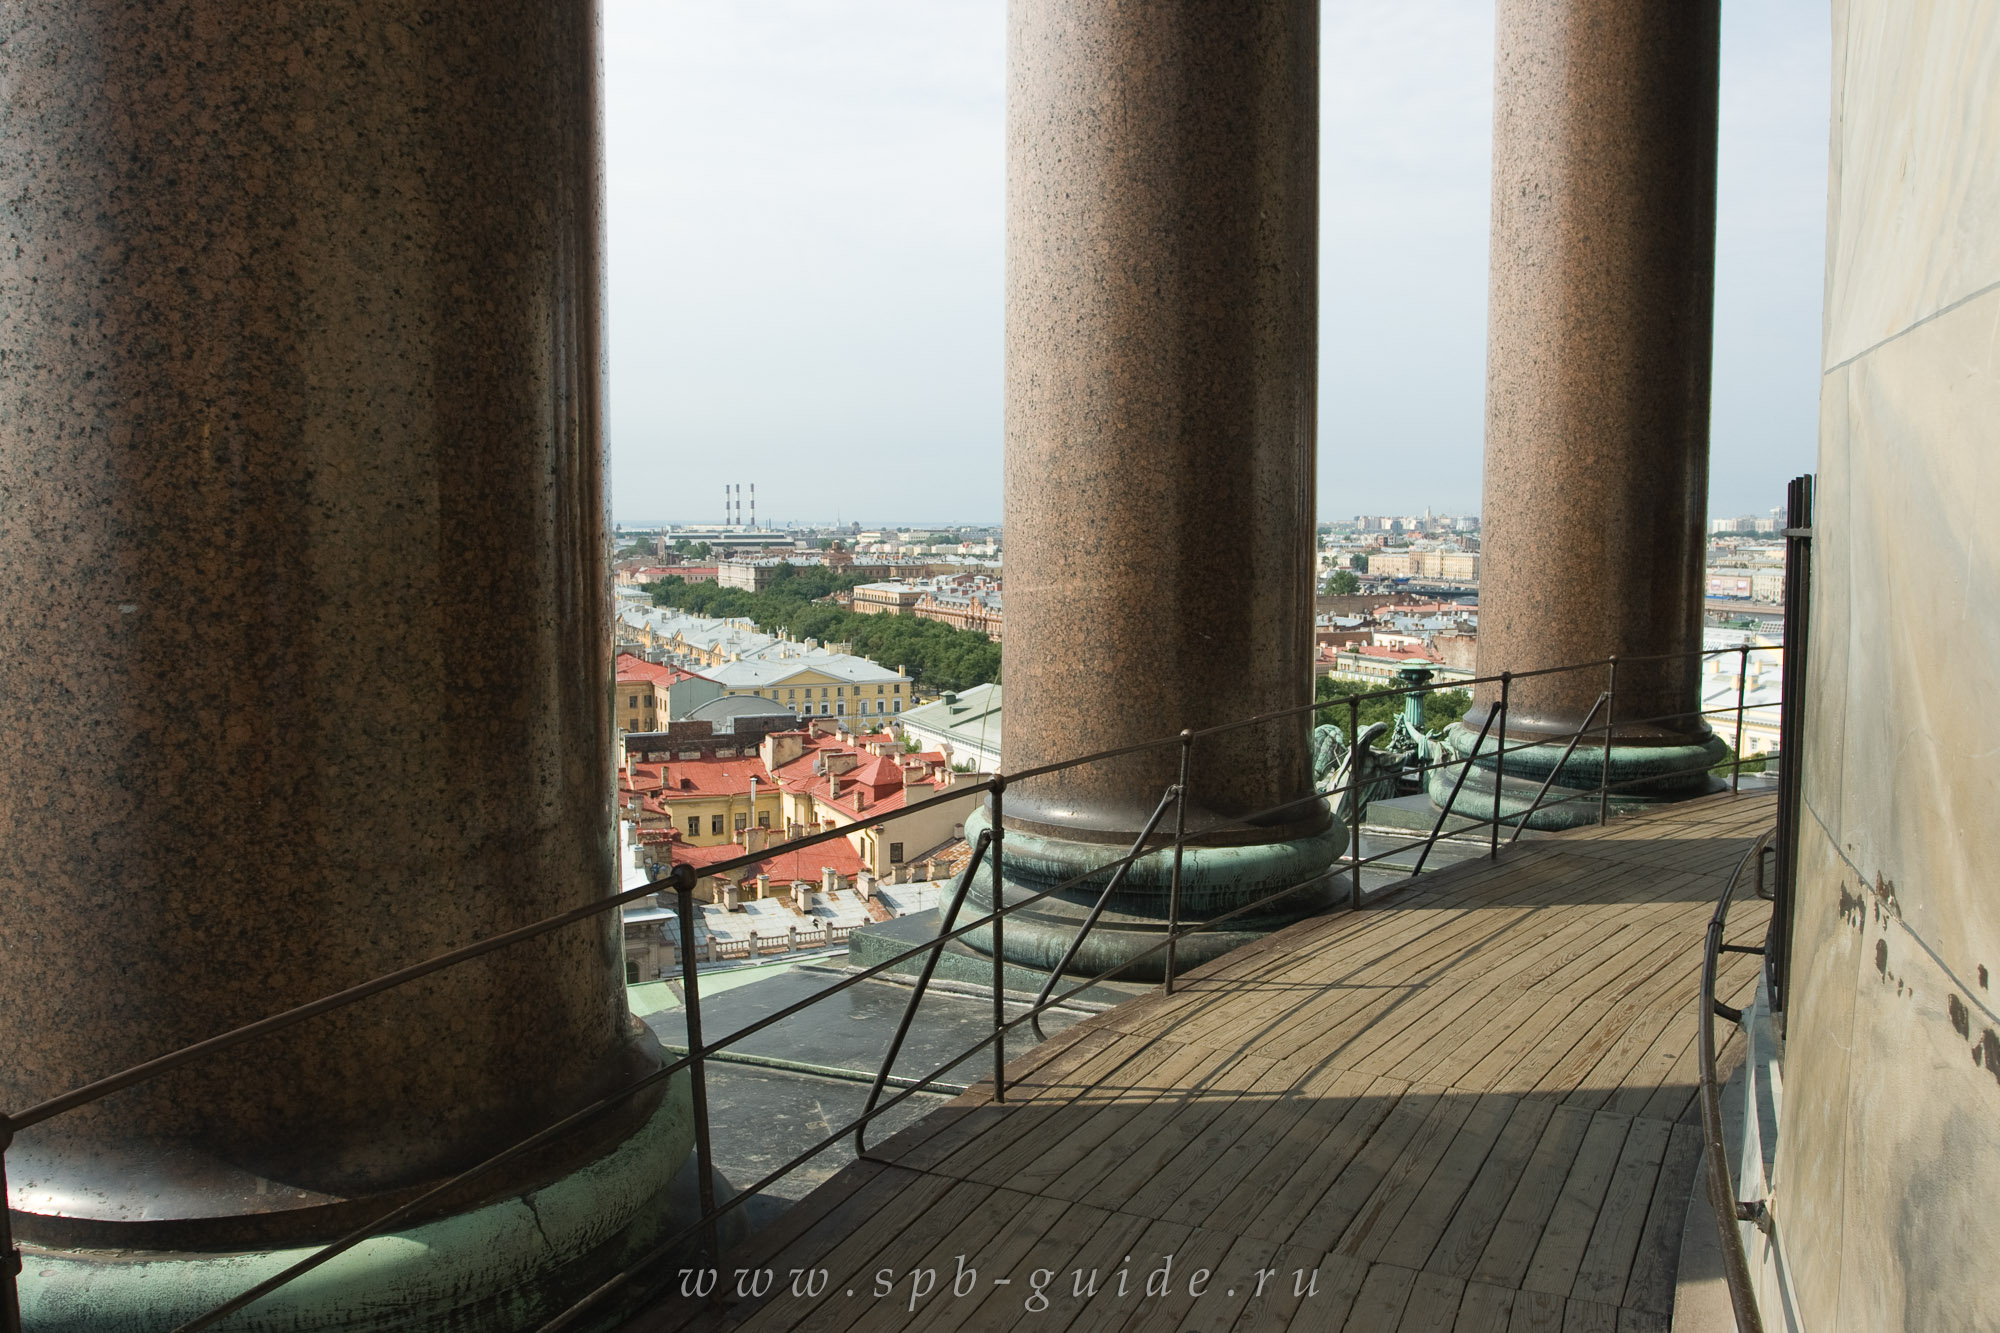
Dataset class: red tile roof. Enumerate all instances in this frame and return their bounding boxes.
[643,754,776,800]
[615,652,707,687]
[671,837,866,882]
[620,762,666,793]
[847,754,906,791]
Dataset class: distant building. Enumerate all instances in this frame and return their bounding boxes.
[897,684,1004,774]
[852,581,923,615]
[717,558,789,591]
[619,722,790,848]
[768,728,983,876]
[660,525,791,554]
[1367,549,1479,581]
[1700,629,1783,757]
[849,575,1004,640]
[614,653,722,732]
[1319,641,1474,687]
[912,585,1003,640]
[706,655,910,720]
[622,720,979,881]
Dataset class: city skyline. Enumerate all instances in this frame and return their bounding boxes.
[605,0,1827,525]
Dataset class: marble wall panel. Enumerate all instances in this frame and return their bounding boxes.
[1771,821,1860,1333]
[1801,364,1849,852]
[1832,888,2000,1333]
[1781,4,2000,1326]
[1826,291,2000,990]
[1823,2,2000,368]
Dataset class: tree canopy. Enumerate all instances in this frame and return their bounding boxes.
[646,573,1002,694]
[1314,673,1472,735]
[1323,570,1361,596]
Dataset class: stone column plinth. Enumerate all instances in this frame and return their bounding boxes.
[0,3,691,1326]
[1434,0,1727,828]
[969,0,1339,979]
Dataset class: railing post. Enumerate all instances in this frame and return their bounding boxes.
[1347,694,1363,910]
[861,830,991,1153]
[1600,655,1619,825]
[1166,730,1192,994]
[1,1122,21,1333]
[1412,702,1500,878]
[1491,672,1510,858]
[989,775,1007,1104]
[669,868,722,1294]
[1732,643,1750,793]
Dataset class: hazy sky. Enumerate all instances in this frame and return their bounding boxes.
[605,2,1830,527]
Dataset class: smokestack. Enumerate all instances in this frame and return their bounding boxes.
[750,483,755,532]
[723,483,729,527]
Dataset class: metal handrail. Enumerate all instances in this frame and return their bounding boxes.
[856,830,992,1153]
[542,821,1395,1331]
[0,637,1792,1333]
[1410,692,1501,876]
[1508,692,1609,845]
[1028,785,1181,1040]
[1698,826,1777,1333]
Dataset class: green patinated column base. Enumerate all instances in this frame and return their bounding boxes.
[1425,723,1730,831]
[958,808,1344,984]
[18,1075,711,1333]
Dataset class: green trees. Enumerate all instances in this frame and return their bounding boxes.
[1711,746,1767,776]
[1323,570,1361,596]
[1314,674,1472,735]
[644,574,1002,693]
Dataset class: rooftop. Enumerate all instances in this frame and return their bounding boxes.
[615,652,710,687]
[899,683,1003,757]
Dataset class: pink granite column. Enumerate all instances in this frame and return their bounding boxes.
[979,0,1338,978]
[0,0,667,1271]
[1453,0,1726,820]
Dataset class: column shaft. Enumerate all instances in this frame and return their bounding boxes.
[1475,0,1721,743]
[1003,0,1320,838]
[0,0,648,1251]
[980,0,1336,980]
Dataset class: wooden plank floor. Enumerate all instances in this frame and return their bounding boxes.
[630,791,1774,1333]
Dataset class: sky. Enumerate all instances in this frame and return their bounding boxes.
[604,1,1831,528]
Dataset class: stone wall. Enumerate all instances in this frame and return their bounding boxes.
[1775,5,2000,1329]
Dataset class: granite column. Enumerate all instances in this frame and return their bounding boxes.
[970,0,1338,978]
[1435,0,1727,826]
[0,2,689,1327]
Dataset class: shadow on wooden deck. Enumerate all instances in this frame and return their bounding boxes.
[623,791,1776,1333]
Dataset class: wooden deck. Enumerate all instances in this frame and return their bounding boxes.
[634,791,1774,1333]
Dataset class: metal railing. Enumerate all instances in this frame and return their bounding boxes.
[0,639,1788,1333]
[1698,827,1778,1333]
[1769,474,1814,1019]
